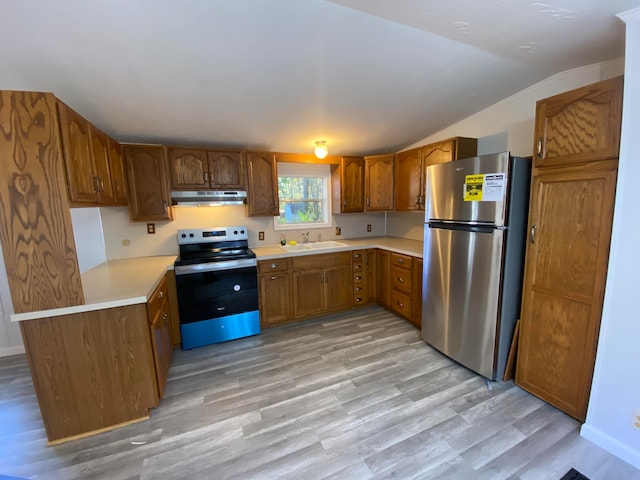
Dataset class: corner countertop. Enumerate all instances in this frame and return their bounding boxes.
[251,236,423,260]
[11,255,177,322]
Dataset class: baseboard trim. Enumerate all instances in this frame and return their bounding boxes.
[581,423,640,470]
[0,345,25,357]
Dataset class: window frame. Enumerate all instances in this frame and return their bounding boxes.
[273,162,332,231]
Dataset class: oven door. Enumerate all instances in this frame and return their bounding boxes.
[175,265,258,324]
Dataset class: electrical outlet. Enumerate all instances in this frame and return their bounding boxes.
[258,231,265,241]
[367,224,372,232]
[633,412,640,429]
[335,226,341,236]
[147,223,155,234]
[122,239,131,246]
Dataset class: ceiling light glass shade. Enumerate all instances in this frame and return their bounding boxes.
[314,141,328,159]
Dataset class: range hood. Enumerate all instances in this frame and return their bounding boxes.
[171,190,247,206]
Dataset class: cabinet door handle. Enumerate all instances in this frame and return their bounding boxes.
[92,175,100,193]
[204,172,209,183]
[158,290,165,298]
[163,201,168,213]
[530,224,537,244]
[536,137,544,158]
[366,198,370,206]
[343,199,347,207]
[270,275,280,280]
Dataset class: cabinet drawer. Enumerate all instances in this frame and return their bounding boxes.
[391,265,412,294]
[391,290,412,319]
[391,253,412,269]
[258,258,290,274]
[147,276,168,322]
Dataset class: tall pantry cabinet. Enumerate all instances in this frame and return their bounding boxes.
[516,76,623,421]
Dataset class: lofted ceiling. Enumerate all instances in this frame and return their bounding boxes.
[0,0,637,156]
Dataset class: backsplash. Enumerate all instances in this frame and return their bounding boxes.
[95,206,387,261]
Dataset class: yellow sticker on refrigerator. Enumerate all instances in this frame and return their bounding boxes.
[464,173,505,202]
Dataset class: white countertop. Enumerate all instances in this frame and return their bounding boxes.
[11,237,422,322]
[251,236,423,260]
[11,255,177,322]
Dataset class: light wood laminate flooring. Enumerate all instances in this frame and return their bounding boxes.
[1,307,638,479]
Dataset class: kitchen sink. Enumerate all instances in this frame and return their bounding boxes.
[280,240,347,252]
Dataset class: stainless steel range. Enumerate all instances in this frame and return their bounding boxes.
[174,226,259,349]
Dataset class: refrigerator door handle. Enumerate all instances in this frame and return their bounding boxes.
[428,222,496,235]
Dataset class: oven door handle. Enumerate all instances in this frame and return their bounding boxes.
[175,258,257,275]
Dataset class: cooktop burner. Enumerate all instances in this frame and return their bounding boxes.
[175,226,255,267]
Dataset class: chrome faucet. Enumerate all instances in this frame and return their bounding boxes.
[302,232,310,243]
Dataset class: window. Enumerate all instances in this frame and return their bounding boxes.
[274,162,331,230]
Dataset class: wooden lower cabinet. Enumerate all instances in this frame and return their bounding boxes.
[258,258,292,326]
[411,258,423,328]
[352,249,377,306]
[291,252,352,318]
[516,159,618,421]
[147,276,173,399]
[390,253,413,321]
[19,304,159,444]
[375,249,391,308]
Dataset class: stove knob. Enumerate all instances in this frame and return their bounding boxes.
[241,230,245,234]
[234,230,238,235]
[181,233,186,238]
[189,233,194,238]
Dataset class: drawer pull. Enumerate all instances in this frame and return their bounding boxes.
[355,275,362,281]
[398,277,404,283]
[270,275,280,280]
[158,290,165,298]
[355,286,362,291]
[397,301,404,307]
[271,263,277,269]
[355,298,362,303]
[354,253,361,259]
[397,258,404,264]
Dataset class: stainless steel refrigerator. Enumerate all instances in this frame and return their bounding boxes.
[421,152,531,380]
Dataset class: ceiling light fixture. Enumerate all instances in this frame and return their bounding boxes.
[314,141,328,159]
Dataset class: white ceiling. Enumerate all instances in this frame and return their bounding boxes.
[1,1,638,156]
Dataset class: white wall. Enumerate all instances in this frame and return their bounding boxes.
[100,206,386,260]
[385,58,625,240]
[0,243,23,357]
[70,208,107,273]
[581,8,640,469]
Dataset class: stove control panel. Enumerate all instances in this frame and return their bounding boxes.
[177,226,248,244]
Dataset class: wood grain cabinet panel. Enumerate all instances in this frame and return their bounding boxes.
[147,276,172,399]
[0,91,84,314]
[19,304,159,443]
[375,249,390,309]
[411,258,423,329]
[534,76,623,167]
[364,154,394,211]
[123,145,172,222]
[57,101,96,203]
[332,156,365,213]
[108,137,128,205]
[57,101,126,206]
[208,150,245,189]
[516,77,623,422]
[258,258,292,326]
[168,148,209,189]
[291,252,352,318]
[395,138,477,211]
[246,151,278,216]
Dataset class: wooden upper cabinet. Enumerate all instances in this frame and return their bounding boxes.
[246,151,278,216]
[395,138,477,211]
[168,148,245,190]
[534,76,623,167]
[57,102,96,203]
[89,125,116,204]
[208,151,245,189]
[108,137,128,205]
[168,148,208,190]
[123,145,173,222]
[57,101,128,206]
[364,154,394,211]
[332,156,364,214]
[394,148,422,211]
